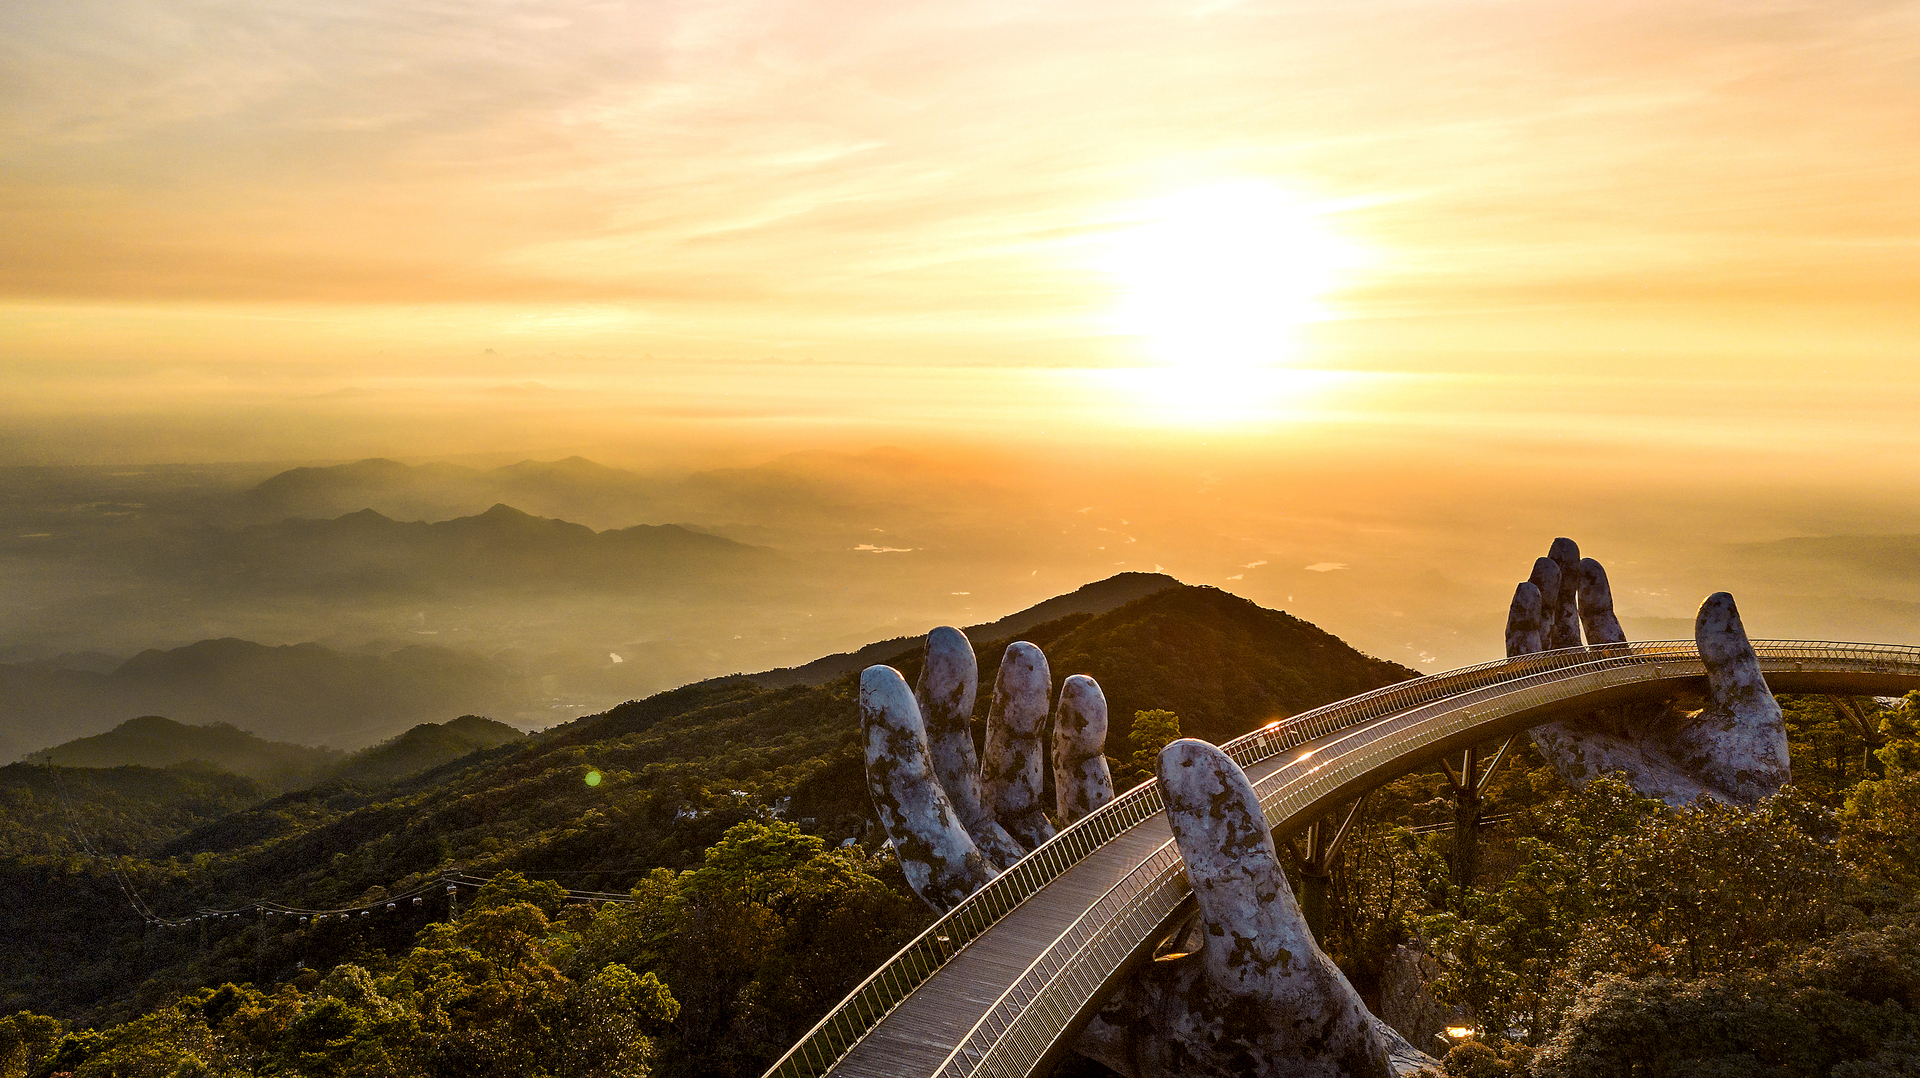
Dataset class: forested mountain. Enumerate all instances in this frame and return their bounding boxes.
[339,715,526,786]
[0,763,264,858]
[28,717,345,791]
[29,715,527,795]
[745,571,1182,688]
[11,583,1920,1077]
[0,584,1412,1063]
[0,639,530,751]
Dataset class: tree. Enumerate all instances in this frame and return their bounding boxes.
[1841,769,1920,896]
[640,820,922,1078]
[1124,710,1182,785]
[1532,922,1920,1077]
[0,1012,62,1078]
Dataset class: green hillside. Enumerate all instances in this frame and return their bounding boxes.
[27,716,344,791]
[338,715,527,786]
[9,583,1920,1077]
[28,714,526,795]
[745,571,1184,689]
[0,584,1412,1042]
[0,762,263,859]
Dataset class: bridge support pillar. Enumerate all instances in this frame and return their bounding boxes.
[1298,863,1331,942]
[1442,737,1515,893]
[1286,796,1366,945]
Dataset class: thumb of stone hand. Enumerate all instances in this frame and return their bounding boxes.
[1077,740,1415,1078]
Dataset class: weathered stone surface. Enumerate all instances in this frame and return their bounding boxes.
[915,626,1026,867]
[983,641,1058,849]
[1546,537,1584,649]
[1052,674,1113,824]
[1073,740,1420,1078]
[859,664,996,911]
[1676,592,1790,806]
[1157,742,1382,1053]
[1527,716,1708,807]
[1576,557,1627,646]
[1505,581,1544,658]
[1514,544,1791,808]
[1377,942,1471,1055]
[1527,557,1561,641]
[866,630,1432,1076]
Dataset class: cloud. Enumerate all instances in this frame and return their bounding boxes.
[1,0,1915,455]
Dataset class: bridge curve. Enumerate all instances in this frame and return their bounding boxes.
[766,640,1920,1078]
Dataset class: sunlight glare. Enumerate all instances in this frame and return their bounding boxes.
[1085,365,1361,427]
[1104,182,1358,372]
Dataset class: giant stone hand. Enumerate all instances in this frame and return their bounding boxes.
[860,629,1429,1078]
[1507,537,1791,807]
[860,628,1110,908]
[1075,740,1432,1078]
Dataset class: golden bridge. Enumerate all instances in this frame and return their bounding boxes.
[764,640,1920,1078]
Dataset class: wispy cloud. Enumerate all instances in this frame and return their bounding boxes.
[0,0,1914,456]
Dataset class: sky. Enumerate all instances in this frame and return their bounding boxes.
[2,0,1916,473]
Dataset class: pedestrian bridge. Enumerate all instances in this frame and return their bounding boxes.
[764,640,1920,1078]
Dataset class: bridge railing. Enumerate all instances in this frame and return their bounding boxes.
[765,640,1920,1078]
[930,639,1920,1078]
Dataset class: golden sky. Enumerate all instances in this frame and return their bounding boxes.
[1,0,1915,464]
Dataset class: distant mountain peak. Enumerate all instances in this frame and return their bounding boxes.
[26,714,343,789]
[113,715,191,735]
[743,570,1185,689]
[336,507,395,523]
[492,456,629,478]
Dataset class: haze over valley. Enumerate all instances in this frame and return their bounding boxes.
[6,440,1920,760]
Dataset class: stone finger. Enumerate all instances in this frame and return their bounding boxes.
[1505,581,1544,657]
[916,626,1025,867]
[1156,738,1387,1074]
[1526,556,1561,642]
[1546,537,1584,648]
[1052,674,1113,824]
[983,641,1057,849]
[1683,592,1790,805]
[1576,557,1627,645]
[861,664,997,911]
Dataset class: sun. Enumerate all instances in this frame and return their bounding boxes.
[1103,182,1356,372]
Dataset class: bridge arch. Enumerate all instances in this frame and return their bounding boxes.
[768,640,1920,1078]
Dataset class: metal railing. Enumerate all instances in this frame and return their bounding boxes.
[765,640,1920,1078]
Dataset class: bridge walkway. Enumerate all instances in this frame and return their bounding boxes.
[831,812,1177,1076]
[767,640,1920,1078]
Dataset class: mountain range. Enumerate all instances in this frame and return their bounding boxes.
[0,639,526,751]
[746,571,1182,688]
[238,456,668,531]
[206,502,781,598]
[26,714,525,792]
[0,572,1191,758]
[0,580,1415,1025]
